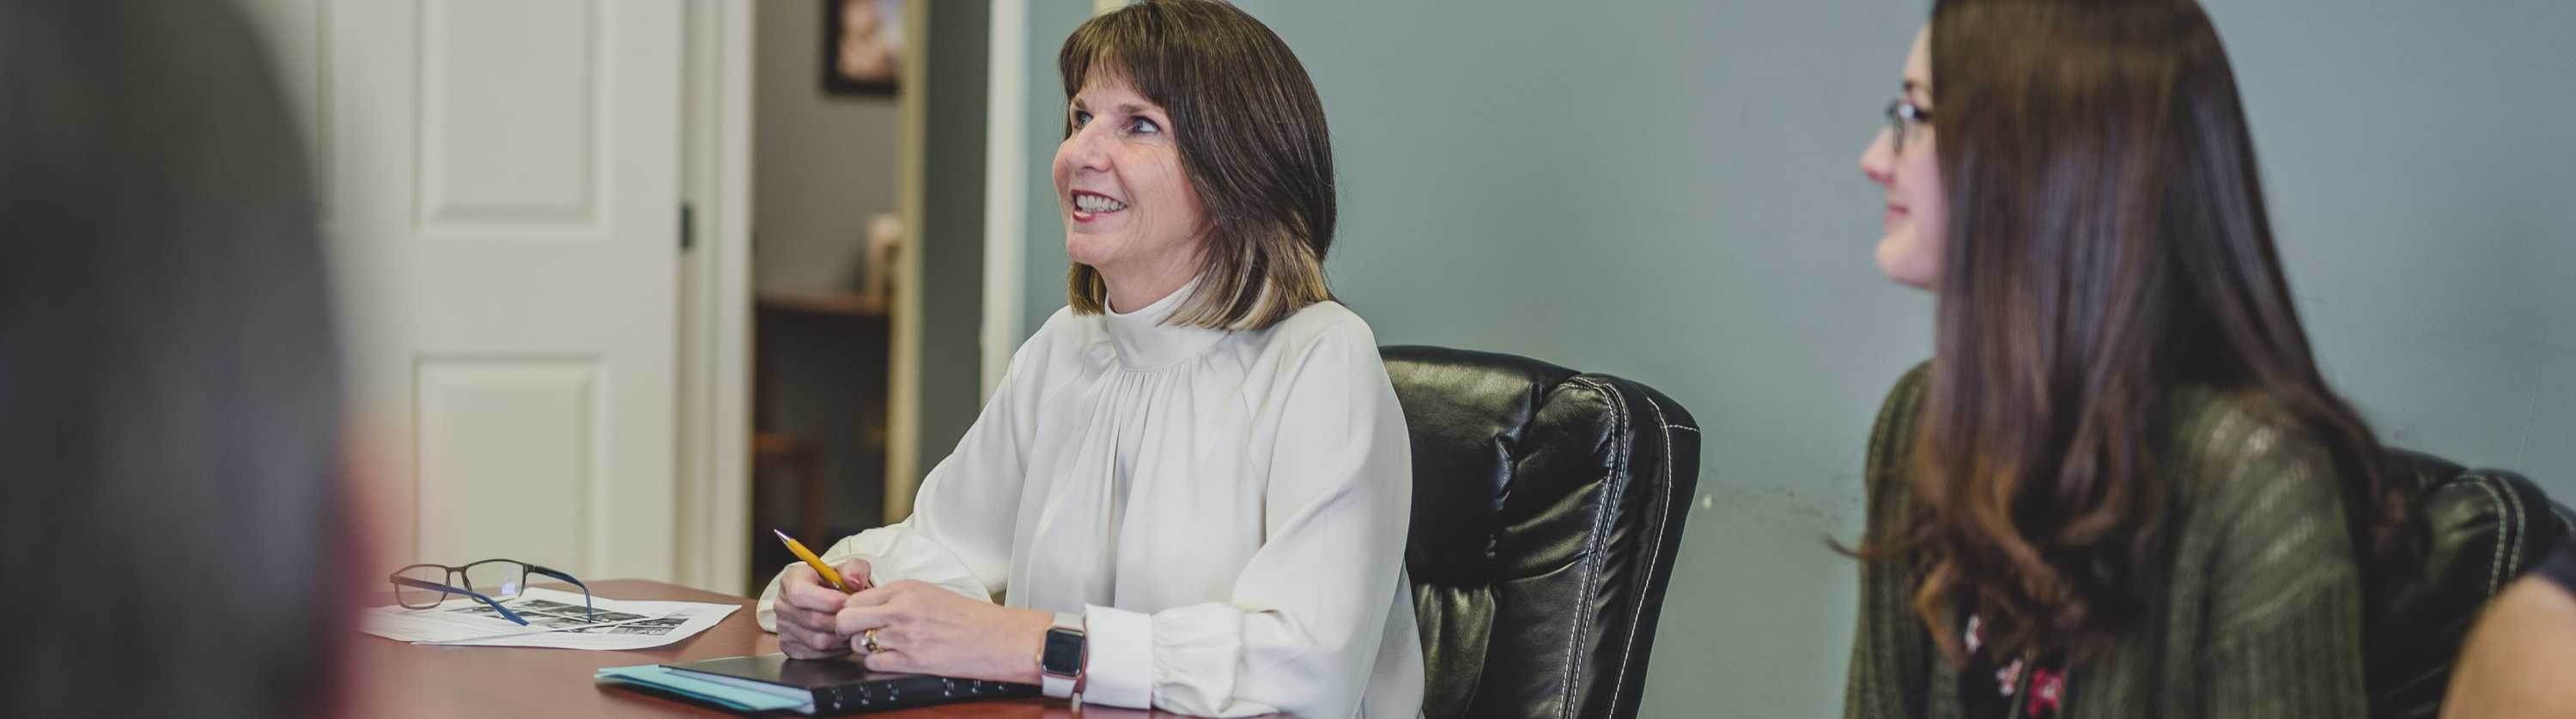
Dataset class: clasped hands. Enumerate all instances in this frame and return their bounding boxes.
[772,559,1057,685]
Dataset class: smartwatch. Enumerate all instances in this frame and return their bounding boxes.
[1039,612,1086,699]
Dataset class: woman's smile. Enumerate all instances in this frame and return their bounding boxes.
[1071,189,1128,222]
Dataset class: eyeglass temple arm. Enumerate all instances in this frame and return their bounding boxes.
[389,576,532,626]
[523,564,593,619]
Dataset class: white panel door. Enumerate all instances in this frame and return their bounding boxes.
[307,0,686,582]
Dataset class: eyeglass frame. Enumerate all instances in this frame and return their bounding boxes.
[386,558,595,626]
[1885,97,1934,155]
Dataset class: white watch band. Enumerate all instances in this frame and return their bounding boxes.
[1041,612,1083,699]
[1041,671,1076,699]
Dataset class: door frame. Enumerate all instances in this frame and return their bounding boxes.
[676,0,755,593]
[884,0,932,524]
[978,0,1029,399]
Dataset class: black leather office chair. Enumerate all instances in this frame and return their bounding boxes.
[1382,346,1701,719]
[2372,449,2572,719]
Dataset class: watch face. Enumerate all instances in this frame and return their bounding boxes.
[1042,628,1084,674]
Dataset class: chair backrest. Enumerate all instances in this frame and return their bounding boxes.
[2371,449,2571,719]
[1381,345,1702,719]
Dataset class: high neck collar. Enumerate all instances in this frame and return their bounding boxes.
[1099,277,1230,369]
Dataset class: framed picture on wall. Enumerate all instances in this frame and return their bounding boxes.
[823,0,902,96]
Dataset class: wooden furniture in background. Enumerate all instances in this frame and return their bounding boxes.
[751,289,890,541]
[758,289,891,319]
[751,430,828,543]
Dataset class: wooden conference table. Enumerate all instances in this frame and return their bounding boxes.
[355,579,1192,718]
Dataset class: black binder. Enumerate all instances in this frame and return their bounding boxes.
[647,653,1040,715]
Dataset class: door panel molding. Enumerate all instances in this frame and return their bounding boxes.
[416,0,606,232]
[414,356,603,570]
[292,0,687,583]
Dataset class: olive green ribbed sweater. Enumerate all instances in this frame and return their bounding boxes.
[1844,363,2370,719]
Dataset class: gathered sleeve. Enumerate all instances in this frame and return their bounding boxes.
[756,344,1039,631]
[1077,327,1416,717]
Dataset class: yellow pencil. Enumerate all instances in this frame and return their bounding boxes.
[773,528,857,594]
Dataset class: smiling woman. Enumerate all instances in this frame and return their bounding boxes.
[1053,0,1338,328]
[1840,1,2422,717]
[753,2,1423,717]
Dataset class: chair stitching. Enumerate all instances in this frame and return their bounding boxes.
[2552,503,2574,539]
[1605,388,1668,719]
[2500,476,2528,579]
[1665,425,1699,434]
[1603,389,1676,719]
[2470,480,2510,596]
[1557,377,1606,719]
[1561,376,1628,719]
[1564,377,1621,719]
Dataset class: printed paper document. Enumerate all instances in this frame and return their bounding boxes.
[360,587,738,650]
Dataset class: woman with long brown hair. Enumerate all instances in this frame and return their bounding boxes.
[1844,0,2420,716]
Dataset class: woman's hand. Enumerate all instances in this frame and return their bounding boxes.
[833,580,1055,684]
[775,558,873,659]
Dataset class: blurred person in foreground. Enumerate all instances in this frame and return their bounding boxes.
[0,1,355,717]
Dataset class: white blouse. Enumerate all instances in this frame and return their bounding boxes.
[756,283,1425,718]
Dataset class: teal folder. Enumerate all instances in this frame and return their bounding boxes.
[596,664,811,712]
[595,654,1040,716]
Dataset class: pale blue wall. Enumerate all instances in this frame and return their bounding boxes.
[1012,2,2576,715]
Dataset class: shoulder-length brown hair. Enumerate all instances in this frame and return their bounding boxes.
[1058,0,1336,330]
[1877,0,2420,663]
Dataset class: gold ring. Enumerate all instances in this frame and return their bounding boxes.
[860,628,884,654]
